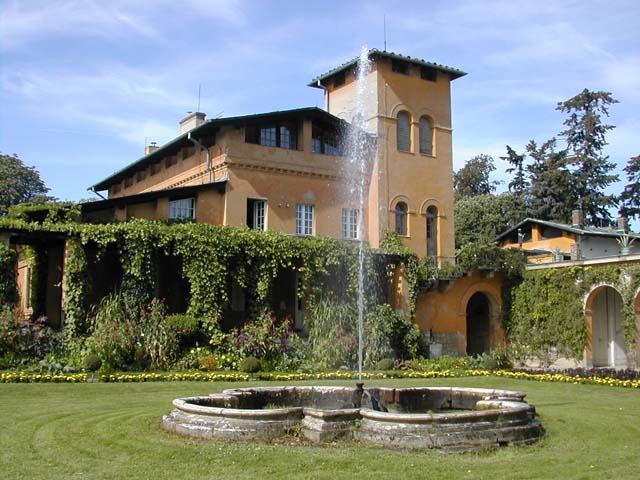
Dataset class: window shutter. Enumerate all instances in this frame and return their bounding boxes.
[397,112,411,152]
[419,117,432,155]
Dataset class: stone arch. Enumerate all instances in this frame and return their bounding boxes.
[584,283,627,368]
[459,284,502,355]
[419,198,446,217]
[389,194,413,212]
[390,103,414,119]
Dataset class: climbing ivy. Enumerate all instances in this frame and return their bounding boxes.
[62,243,89,335]
[0,242,17,305]
[510,264,640,366]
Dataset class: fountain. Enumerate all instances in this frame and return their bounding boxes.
[162,47,544,452]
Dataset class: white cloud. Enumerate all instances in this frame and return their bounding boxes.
[0,0,246,50]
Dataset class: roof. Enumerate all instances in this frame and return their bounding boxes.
[494,218,640,243]
[309,48,466,87]
[91,107,347,192]
[82,180,227,212]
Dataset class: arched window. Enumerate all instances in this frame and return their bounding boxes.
[395,202,408,236]
[396,111,411,152]
[426,206,437,257]
[419,116,433,155]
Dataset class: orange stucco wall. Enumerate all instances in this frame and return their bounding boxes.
[414,271,505,355]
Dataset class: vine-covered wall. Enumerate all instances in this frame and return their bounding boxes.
[510,264,640,366]
[0,241,17,305]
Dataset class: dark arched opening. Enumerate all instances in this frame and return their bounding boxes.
[466,292,490,356]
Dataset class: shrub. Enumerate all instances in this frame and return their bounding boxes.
[138,299,178,370]
[375,358,395,371]
[0,307,58,366]
[306,300,357,370]
[239,356,261,373]
[234,311,299,364]
[165,313,205,351]
[83,353,102,372]
[0,243,17,305]
[198,354,220,371]
[365,304,425,365]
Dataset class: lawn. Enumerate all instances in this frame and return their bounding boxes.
[1,376,638,479]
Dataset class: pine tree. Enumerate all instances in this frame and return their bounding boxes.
[556,89,619,225]
[526,139,577,223]
[620,155,640,220]
[501,145,529,224]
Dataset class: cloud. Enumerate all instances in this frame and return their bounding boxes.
[0,0,247,50]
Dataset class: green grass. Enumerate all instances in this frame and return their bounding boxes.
[0,377,639,479]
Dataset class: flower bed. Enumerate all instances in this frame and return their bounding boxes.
[1,369,639,388]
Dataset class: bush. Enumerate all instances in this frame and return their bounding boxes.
[83,353,102,372]
[365,304,425,365]
[138,299,178,370]
[165,313,205,351]
[375,358,395,371]
[234,311,299,365]
[198,354,220,371]
[0,307,58,366]
[306,300,357,370]
[239,356,261,373]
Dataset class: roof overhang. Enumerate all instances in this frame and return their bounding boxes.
[309,48,467,88]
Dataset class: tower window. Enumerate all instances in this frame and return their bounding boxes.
[419,116,433,155]
[397,111,411,152]
[420,66,437,82]
[392,59,410,75]
[426,206,438,257]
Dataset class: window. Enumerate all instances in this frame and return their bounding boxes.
[397,111,411,152]
[260,126,277,147]
[247,199,267,230]
[420,66,437,82]
[342,208,359,239]
[426,206,438,257]
[395,202,408,236]
[392,59,410,75]
[169,198,195,221]
[296,204,314,236]
[311,124,342,155]
[419,116,433,155]
[333,71,346,87]
[124,177,133,188]
[136,170,147,182]
[111,183,121,195]
[246,122,298,150]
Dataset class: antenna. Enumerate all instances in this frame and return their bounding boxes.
[383,15,387,51]
[197,84,201,112]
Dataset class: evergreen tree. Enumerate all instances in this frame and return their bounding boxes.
[556,89,619,224]
[526,139,577,223]
[501,145,529,224]
[620,155,640,220]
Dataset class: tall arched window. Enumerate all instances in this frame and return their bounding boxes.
[426,206,437,257]
[419,116,433,155]
[395,202,408,236]
[396,111,411,152]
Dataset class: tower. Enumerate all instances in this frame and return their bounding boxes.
[310,49,466,261]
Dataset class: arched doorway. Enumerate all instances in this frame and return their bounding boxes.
[466,292,490,356]
[591,286,626,367]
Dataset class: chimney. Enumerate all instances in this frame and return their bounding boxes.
[144,141,159,156]
[180,112,206,134]
[617,216,629,233]
[571,209,584,228]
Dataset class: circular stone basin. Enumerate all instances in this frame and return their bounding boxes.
[162,386,544,452]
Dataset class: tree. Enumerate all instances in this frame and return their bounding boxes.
[526,139,577,223]
[454,193,513,248]
[556,89,619,224]
[453,154,500,200]
[501,145,529,224]
[0,152,51,215]
[620,155,640,220]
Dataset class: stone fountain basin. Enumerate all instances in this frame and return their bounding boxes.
[162,386,544,452]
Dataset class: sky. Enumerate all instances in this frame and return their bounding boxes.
[1,0,639,202]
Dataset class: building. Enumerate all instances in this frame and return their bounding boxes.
[3,49,517,359]
[495,210,640,264]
